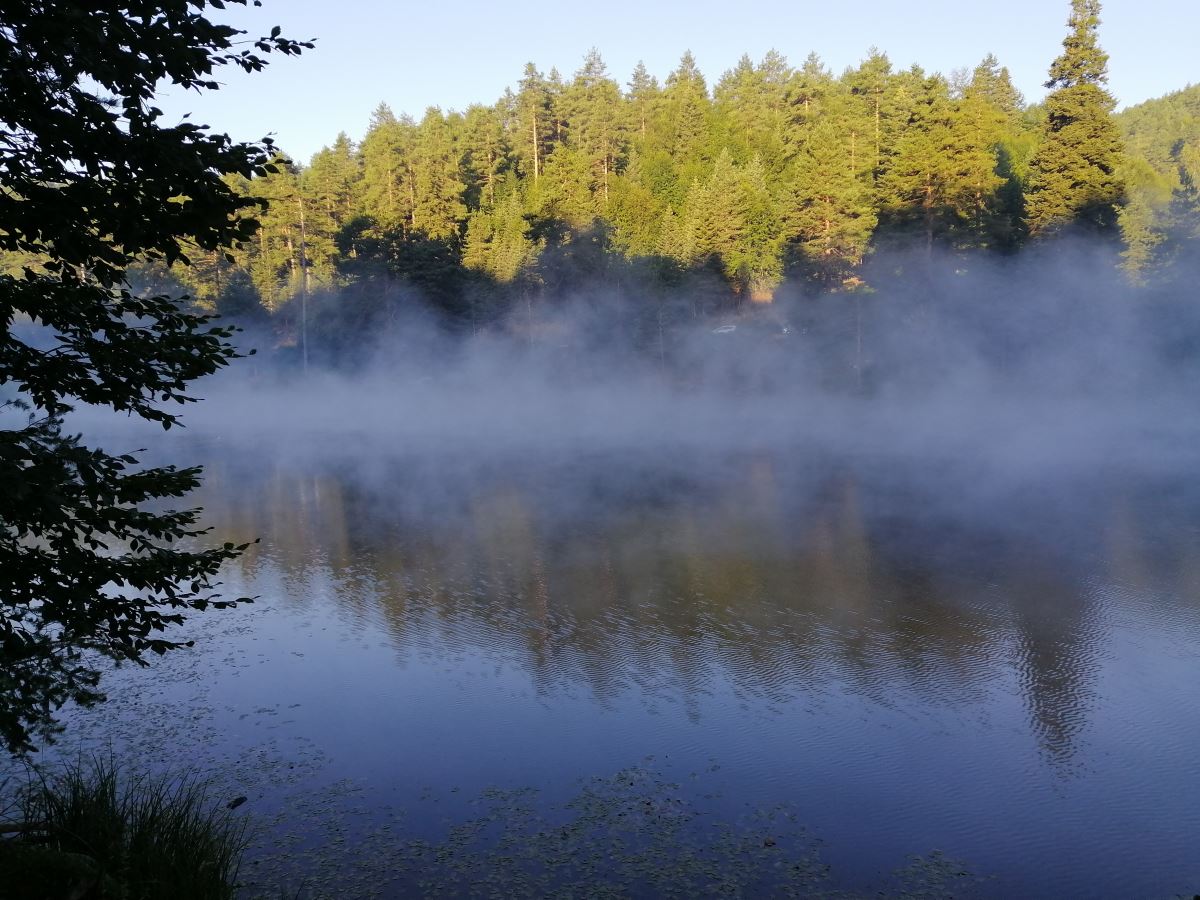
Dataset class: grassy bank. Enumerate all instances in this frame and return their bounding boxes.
[0,757,246,900]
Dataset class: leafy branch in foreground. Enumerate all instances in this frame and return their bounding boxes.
[0,2,309,754]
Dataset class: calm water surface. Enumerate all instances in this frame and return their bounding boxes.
[46,429,1200,897]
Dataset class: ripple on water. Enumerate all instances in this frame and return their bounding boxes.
[18,446,1200,899]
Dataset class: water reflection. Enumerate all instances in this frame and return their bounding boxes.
[192,445,1200,773]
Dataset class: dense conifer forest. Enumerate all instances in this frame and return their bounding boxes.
[13,0,1199,366]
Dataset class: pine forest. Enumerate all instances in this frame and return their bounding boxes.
[41,1,1200,365]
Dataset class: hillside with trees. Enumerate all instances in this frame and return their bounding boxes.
[1116,83,1200,280]
[59,1,1200,364]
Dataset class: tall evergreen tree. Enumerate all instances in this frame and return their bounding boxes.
[1121,139,1200,282]
[1156,142,1200,277]
[562,49,625,207]
[412,107,467,241]
[878,77,1005,252]
[714,51,791,169]
[787,52,835,134]
[513,63,553,182]
[732,155,785,298]
[306,134,359,224]
[304,133,360,269]
[965,56,1032,247]
[546,67,569,147]
[1116,155,1172,279]
[1025,0,1124,237]
[244,157,306,310]
[539,144,597,228]
[786,118,877,284]
[461,102,511,209]
[656,205,694,265]
[844,48,893,179]
[358,106,418,240]
[691,150,743,276]
[627,61,660,143]
[714,54,760,161]
[663,52,711,166]
[966,54,1024,122]
[679,150,784,296]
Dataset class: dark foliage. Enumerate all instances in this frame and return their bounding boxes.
[0,2,309,754]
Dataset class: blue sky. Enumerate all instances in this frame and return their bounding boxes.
[160,0,1200,164]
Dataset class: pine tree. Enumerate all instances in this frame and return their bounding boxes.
[713,53,760,161]
[965,55,1032,248]
[675,150,784,297]
[412,107,467,241]
[490,190,539,282]
[689,149,743,277]
[656,206,694,265]
[786,52,834,134]
[627,61,660,143]
[966,54,1024,122]
[607,154,666,256]
[463,190,537,283]
[539,144,597,228]
[664,52,711,166]
[546,67,569,148]
[1025,0,1124,237]
[303,133,360,272]
[713,51,791,170]
[359,106,418,240]
[242,157,305,310]
[1126,140,1200,282]
[461,102,511,209]
[513,63,552,182]
[562,49,625,208]
[951,92,1016,247]
[732,155,785,299]
[1116,156,1172,279]
[786,118,877,284]
[1157,142,1200,276]
[306,133,359,226]
[878,76,1005,252]
[845,49,893,179]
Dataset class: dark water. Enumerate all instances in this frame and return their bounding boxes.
[43,431,1200,897]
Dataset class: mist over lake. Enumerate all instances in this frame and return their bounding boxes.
[46,271,1200,897]
[5,0,1200,892]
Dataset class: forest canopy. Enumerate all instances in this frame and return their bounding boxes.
[124,0,1200,365]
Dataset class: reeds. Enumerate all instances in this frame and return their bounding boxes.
[1,755,247,900]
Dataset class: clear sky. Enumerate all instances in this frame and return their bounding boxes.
[159,0,1200,165]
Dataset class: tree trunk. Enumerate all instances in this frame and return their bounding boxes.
[532,113,540,181]
[297,195,310,374]
[874,98,881,174]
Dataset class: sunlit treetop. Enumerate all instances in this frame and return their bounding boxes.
[1046,0,1109,89]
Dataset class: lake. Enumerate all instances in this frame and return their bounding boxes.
[41,386,1200,898]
